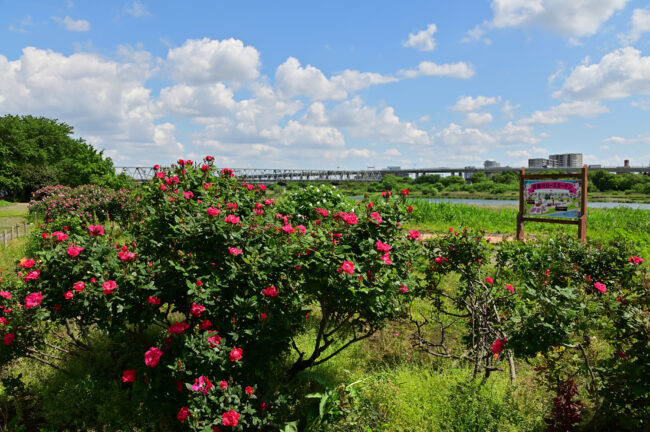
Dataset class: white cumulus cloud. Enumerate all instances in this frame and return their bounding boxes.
[403,24,437,51]
[619,8,650,43]
[52,16,91,32]
[490,0,628,37]
[166,38,261,85]
[451,95,501,113]
[398,61,475,79]
[555,47,650,101]
[519,101,609,125]
[275,57,397,100]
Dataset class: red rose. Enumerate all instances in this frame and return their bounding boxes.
[199,319,212,329]
[261,286,278,297]
[3,333,16,346]
[73,282,86,292]
[67,246,84,258]
[177,406,190,424]
[169,322,190,334]
[64,291,74,300]
[219,380,228,390]
[221,410,240,427]
[190,302,206,318]
[147,296,161,305]
[229,347,243,362]
[122,369,136,383]
[19,257,35,269]
[245,386,254,395]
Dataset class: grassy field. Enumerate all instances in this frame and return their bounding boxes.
[0,204,30,272]
[407,200,650,257]
[1,199,646,430]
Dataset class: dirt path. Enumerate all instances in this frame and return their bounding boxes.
[421,232,516,243]
[0,203,29,212]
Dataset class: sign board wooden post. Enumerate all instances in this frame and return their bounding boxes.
[517,165,588,243]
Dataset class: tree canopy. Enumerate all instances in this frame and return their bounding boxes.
[0,115,129,200]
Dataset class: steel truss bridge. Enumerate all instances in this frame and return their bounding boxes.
[115,165,650,183]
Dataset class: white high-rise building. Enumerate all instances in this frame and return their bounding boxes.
[549,153,583,168]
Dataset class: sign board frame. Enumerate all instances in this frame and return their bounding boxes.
[516,165,588,242]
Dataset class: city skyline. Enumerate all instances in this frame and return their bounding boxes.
[1,1,650,169]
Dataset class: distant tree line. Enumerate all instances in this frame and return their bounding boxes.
[0,115,132,201]
[281,168,650,197]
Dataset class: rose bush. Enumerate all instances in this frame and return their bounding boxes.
[415,229,648,430]
[1,157,418,430]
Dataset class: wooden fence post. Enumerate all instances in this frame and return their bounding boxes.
[516,168,525,241]
[578,165,588,243]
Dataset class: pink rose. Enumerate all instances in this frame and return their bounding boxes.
[64,291,74,300]
[219,380,228,390]
[67,246,84,258]
[245,386,254,395]
[23,270,41,281]
[207,207,220,216]
[73,281,86,292]
[594,282,607,293]
[24,292,43,309]
[191,376,213,395]
[207,331,221,348]
[0,291,12,299]
[190,302,206,318]
[370,212,383,224]
[102,280,117,295]
[224,215,240,224]
[399,285,408,294]
[401,189,410,195]
[228,247,242,256]
[485,277,494,284]
[144,347,163,367]
[407,230,421,240]
[19,258,35,269]
[339,261,354,274]
[376,241,392,252]
[87,225,105,236]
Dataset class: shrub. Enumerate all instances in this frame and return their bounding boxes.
[1,158,418,430]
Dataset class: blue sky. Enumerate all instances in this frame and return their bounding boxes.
[1,0,649,169]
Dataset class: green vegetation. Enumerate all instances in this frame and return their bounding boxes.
[281,169,650,203]
[0,115,132,201]
[407,201,650,256]
[1,168,647,431]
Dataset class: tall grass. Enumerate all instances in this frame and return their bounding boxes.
[407,201,650,256]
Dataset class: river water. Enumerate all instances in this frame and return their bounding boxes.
[421,198,650,210]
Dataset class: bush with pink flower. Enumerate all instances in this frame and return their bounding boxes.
[1,156,418,430]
